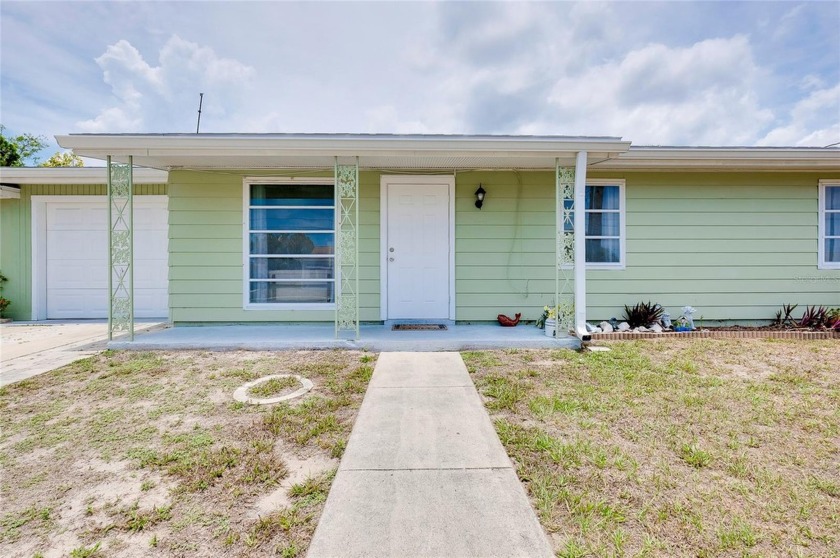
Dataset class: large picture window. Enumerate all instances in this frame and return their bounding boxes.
[564,180,625,268]
[246,181,335,305]
[819,181,839,269]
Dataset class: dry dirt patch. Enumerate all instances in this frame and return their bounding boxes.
[464,339,840,557]
[0,349,376,557]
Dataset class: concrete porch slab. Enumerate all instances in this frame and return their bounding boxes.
[109,323,580,352]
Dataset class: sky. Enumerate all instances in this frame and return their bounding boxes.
[1,0,839,161]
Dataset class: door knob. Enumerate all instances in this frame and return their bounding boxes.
[389,247,395,253]
[389,257,394,262]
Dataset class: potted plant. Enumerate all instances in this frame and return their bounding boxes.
[537,306,557,337]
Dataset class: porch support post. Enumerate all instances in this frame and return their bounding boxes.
[555,159,575,336]
[107,155,134,341]
[335,157,360,339]
[573,151,588,338]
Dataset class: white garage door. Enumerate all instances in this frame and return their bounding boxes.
[45,197,168,319]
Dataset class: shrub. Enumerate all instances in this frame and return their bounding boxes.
[799,305,829,328]
[827,308,840,330]
[773,303,798,327]
[623,301,664,328]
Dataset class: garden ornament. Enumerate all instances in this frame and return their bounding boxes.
[661,311,671,328]
[682,306,697,330]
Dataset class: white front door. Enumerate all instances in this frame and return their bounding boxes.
[382,177,453,320]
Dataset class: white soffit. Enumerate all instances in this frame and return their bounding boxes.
[0,167,169,184]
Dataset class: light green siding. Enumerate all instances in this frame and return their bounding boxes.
[0,183,166,320]
[0,197,26,321]
[167,170,381,323]
[168,169,840,325]
[587,171,840,322]
[453,170,840,323]
[454,171,556,321]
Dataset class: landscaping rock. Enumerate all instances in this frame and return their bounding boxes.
[651,323,663,333]
[599,321,614,333]
[636,326,649,333]
[617,322,631,332]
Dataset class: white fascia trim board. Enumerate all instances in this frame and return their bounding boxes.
[56,134,632,159]
[595,147,840,170]
[0,167,168,184]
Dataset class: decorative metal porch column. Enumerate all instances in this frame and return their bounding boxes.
[335,157,360,339]
[107,155,134,340]
[555,160,576,335]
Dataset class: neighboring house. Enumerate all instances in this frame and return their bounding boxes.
[1,134,838,339]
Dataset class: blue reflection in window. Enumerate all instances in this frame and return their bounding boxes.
[251,184,333,206]
[250,209,334,231]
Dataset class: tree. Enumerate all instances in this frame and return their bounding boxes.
[0,124,48,166]
[40,151,84,167]
[0,135,21,166]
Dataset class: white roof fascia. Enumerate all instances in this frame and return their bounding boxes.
[593,147,840,171]
[0,167,169,184]
[55,134,632,164]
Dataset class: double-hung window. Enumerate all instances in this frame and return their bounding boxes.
[819,180,840,269]
[246,180,336,306]
[564,180,626,268]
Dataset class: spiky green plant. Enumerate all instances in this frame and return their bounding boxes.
[623,301,664,328]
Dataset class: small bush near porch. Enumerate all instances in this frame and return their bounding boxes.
[465,339,839,557]
[0,350,374,557]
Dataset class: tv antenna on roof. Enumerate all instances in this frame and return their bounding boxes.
[196,93,204,133]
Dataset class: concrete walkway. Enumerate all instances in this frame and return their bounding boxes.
[307,352,553,558]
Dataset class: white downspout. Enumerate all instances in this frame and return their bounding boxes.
[573,151,589,340]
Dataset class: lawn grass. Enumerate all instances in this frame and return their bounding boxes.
[465,339,840,557]
[0,349,375,557]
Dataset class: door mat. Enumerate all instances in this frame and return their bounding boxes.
[391,324,448,331]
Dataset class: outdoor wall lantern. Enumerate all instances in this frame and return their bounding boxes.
[474,184,486,209]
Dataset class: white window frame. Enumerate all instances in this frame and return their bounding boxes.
[242,177,337,310]
[819,180,840,270]
[564,179,626,270]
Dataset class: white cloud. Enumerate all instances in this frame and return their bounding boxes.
[364,106,433,134]
[2,1,835,147]
[77,35,255,133]
[539,35,776,145]
[757,83,840,146]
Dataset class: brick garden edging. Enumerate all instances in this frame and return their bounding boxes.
[591,329,839,341]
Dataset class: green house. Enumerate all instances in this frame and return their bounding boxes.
[1,134,838,339]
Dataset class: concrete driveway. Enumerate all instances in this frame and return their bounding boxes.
[0,321,163,386]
